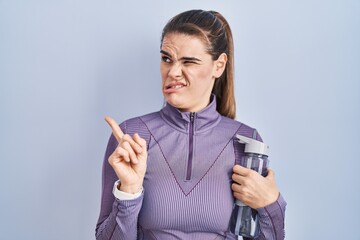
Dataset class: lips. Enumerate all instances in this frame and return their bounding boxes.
[164,82,187,93]
[166,82,187,89]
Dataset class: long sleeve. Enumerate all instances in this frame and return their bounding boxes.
[96,195,144,240]
[95,122,144,240]
[243,194,287,240]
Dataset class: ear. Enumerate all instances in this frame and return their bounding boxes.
[213,53,227,78]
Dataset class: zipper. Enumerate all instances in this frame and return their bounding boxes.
[186,112,195,181]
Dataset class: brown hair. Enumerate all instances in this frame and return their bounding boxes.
[161,10,236,119]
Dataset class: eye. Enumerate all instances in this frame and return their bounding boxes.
[161,56,171,63]
[184,61,196,65]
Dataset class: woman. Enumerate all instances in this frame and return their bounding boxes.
[96,10,286,240]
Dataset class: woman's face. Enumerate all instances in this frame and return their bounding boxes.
[160,33,226,113]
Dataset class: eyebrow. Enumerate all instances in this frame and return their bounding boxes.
[160,50,202,62]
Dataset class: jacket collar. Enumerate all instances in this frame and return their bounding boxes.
[160,94,221,133]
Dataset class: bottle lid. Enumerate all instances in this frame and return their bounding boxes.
[236,134,269,156]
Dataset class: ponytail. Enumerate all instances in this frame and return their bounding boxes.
[210,11,236,119]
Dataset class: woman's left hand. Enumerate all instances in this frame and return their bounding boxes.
[232,165,280,209]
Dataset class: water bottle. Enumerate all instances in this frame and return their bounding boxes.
[229,134,269,238]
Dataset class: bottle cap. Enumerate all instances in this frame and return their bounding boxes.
[236,134,269,156]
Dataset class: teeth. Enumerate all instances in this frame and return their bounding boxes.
[171,85,184,89]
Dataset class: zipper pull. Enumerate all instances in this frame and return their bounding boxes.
[190,112,195,123]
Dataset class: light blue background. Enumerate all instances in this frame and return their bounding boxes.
[1,1,359,239]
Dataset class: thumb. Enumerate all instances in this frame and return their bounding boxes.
[266,168,276,180]
[133,133,147,155]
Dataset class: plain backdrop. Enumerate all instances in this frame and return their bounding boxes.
[0,1,359,239]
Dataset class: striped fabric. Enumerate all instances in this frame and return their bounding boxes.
[96,96,286,240]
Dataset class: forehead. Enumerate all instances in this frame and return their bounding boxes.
[161,33,209,58]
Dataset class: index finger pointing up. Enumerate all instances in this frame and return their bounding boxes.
[104,116,124,143]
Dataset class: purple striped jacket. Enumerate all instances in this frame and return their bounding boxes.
[96,96,286,239]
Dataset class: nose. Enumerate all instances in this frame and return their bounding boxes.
[168,62,182,80]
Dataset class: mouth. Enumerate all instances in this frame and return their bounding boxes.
[165,82,187,90]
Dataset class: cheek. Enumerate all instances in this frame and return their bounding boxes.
[188,67,213,84]
[160,65,168,82]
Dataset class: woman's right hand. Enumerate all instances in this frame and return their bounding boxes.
[105,116,148,194]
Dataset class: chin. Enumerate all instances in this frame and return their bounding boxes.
[164,94,187,110]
